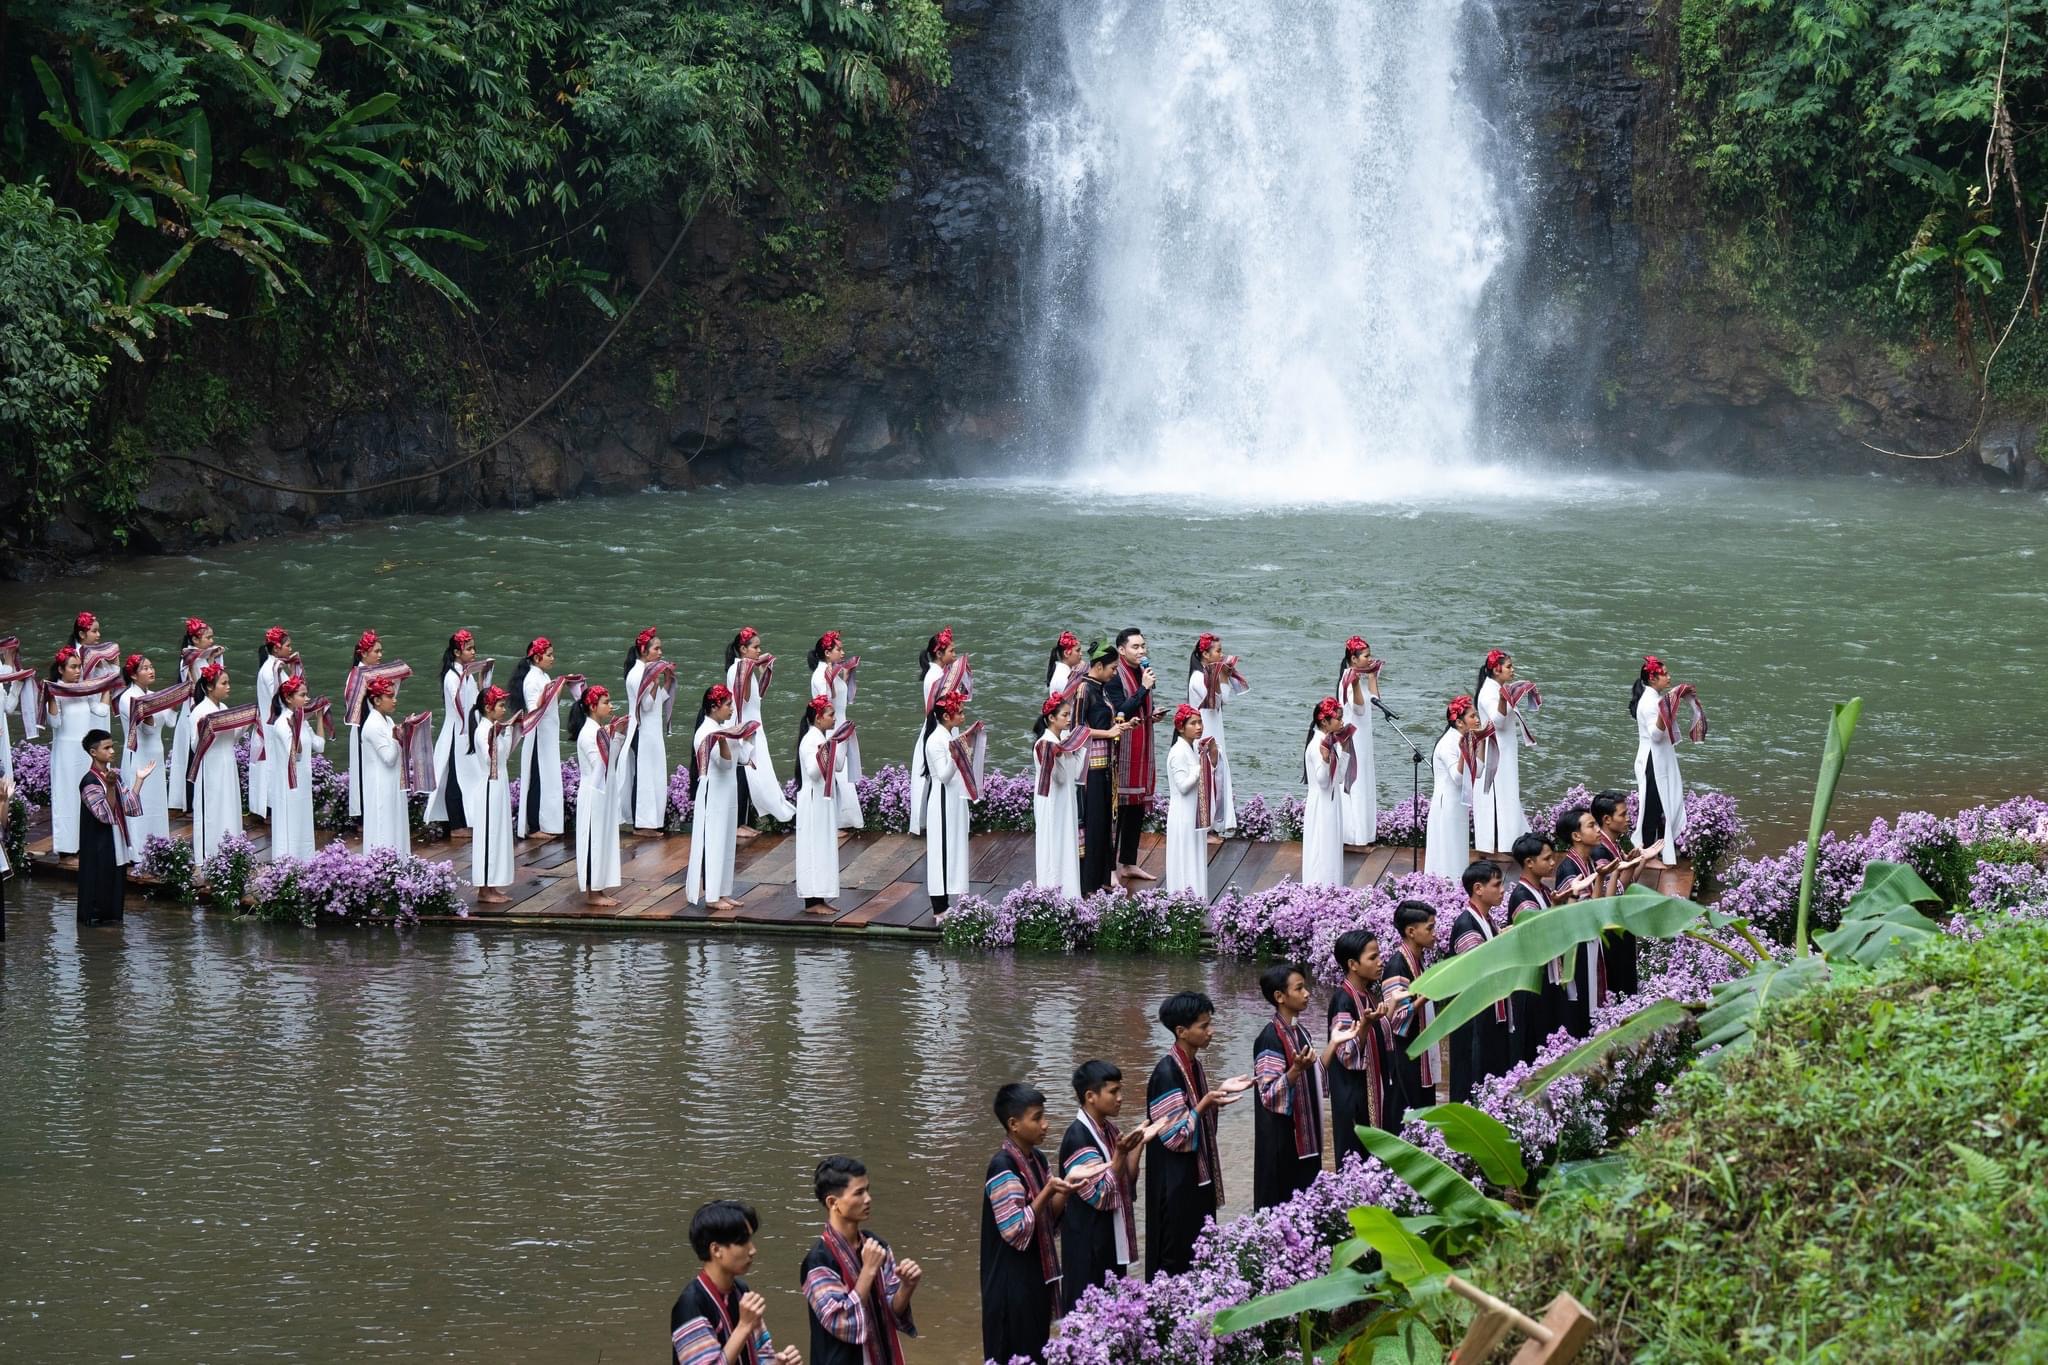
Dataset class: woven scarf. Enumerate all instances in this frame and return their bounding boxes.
[343,661,413,725]
[1112,658,1156,802]
[946,721,985,801]
[1170,1043,1222,1200]
[1000,1138,1063,1310]
[693,721,761,787]
[820,721,857,797]
[1500,680,1543,745]
[1034,725,1088,797]
[125,679,195,750]
[1457,725,1499,784]
[1338,980,1386,1129]
[1658,683,1708,743]
[819,1226,906,1365]
[1200,657,1250,710]
[1270,1013,1323,1158]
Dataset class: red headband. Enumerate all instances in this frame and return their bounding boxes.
[1345,635,1369,655]
[1314,695,1343,723]
[810,693,834,713]
[184,617,208,638]
[1041,694,1065,717]
[705,684,733,707]
[820,630,842,650]
[527,636,550,660]
[933,626,954,650]
[1447,695,1475,723]
[581,684,609,707]
[277,675,307,700]
[365,677,396,700]
[480,685,511,710]
[1196,632,1219,654]
[1485,649,1509,672]
[75,612,96,631]
[451,629,474,648]
[934,689,967,716]
[1175,702,1202,728]
[122,652,145,677]
[357,630,380,655]
[54,645,77,667]
[636,626,659,651]
[1642,654,1665,675]
[736,626,758,645]
[1057,630,1079,651]
[265,626,289,649]
[200,663,226,687]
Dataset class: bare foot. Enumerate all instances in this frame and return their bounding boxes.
[477,888,511,905]
[736,826,760,840]
[585,893,620,907]
[711,898,741,912]
[1207,833,1225,846]
[635,827,663,838]
[1122,864,1158,882]
[804,901,838,915]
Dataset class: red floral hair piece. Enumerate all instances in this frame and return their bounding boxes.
[480,685,511,710]
[200,662,226,688]
[365,677,396,700]
[1447,695,1476,723]
[451,628,474,648]
[1175,702,1202,729]
[184,617,208,638]
[357,630,380,656]
[1485,648,1510,672]
[933,689,968,716]
[1057,630,1079,652]
[933,626,954,650]
[636,626,659,651]
[265,625,290,649]
[1041,694,1065,717]
[819,630,842,650]
[1642,654,1666,676]
[1314,695,1343,723]
[1345,635,1369,656]
[736,626,758,645]
[53,645,77,668]
[277,675,307,700]
[705,684,733,708]
[122,652,145,678]
[810,693,834,714]
[581,684,610,707]
[75,611,96,632]
[1196,632,1219,654]
[527,636,550,660]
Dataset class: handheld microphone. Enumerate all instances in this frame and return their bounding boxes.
[1371,696,1402,722]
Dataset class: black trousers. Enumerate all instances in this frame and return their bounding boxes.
[1080,765,1115,895]
[1116,800,1146,865]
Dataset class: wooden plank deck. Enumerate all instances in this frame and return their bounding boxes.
[18,808,1693,935]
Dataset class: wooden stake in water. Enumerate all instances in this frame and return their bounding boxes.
[1445,1274,1597,1364]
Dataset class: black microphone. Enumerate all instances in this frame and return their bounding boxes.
[1371,696,1402,722]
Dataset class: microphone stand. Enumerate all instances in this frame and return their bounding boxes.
[1374,698,1425,876]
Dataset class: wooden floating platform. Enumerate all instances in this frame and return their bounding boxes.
[19,810,1692,937]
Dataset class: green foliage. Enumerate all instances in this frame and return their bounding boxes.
[0,180,111,521]
[1796,697,1862,954]
[1668,0,2045,371]
[1471,924,2048,1362]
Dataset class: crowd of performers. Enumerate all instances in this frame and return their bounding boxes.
[674,840,1667,1365]
[0,612,1707,931]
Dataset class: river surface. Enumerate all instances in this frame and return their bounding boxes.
[0,886,1275,1362]
[8,473,2043,837]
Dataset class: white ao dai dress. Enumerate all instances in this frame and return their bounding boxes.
[794,727,844,900]
[1424,728,1473,881]
[1165,736,1209,897]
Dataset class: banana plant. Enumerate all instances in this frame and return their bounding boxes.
[1210,1104,1526,1363]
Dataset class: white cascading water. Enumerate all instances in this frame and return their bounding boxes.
[1019,0,1511,497]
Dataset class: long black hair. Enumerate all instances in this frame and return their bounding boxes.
[352,633,376,665]
[806,635,835,671]
[268,677,299,722]
[182,620,207,650]
[509,648,542,713]
[1629,660,1660,717]
[1032,695,1071,739]
[1044,636,1074,687]
[565,684,604,741]
[724,630,755,672]
[686,686,727,803]
[440,632,468,680]
[918,630,948,680]
[1301,702,1327,782]
[1476,650,1509,703]
[624,628,656,680]
[255,629,287,676]
[794,694,832,776]
[69,616,94,647]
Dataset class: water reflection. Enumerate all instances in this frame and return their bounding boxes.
[0,889,1275,1362]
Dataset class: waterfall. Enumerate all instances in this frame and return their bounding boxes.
[1017,0,1512,497]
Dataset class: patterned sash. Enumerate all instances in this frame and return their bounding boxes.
[1034,725,1087,797]
[925,655,973,709]
[396,712,437,793]
[1458,725,1499,784]
[343,661,413,725]
[693,721,761,786]
[594,715,632,773]
[824,657,860,706]
[1112,659,1156,802]
[1320,724,1359,791]
[1658,683,1708,743]
[35,674,123,729]
[1200,657,1250,710]
[1270,1013,1322,1158]
[947,721,986,801]
[1395,942,1439,1087]
[1340,658,1385,698]
[195,702,265,765]
[731,655,771,707]
[1500,680,1543,745]
[1195,735,1220,828]
[80,641,121,679]
[281,700,333,789]
[514,673,582,738]
[0,636,17,669]
[87,767,132,844]
[1001,1138,1063,1305]
[126,680,195,750]
[820,1225,907,1365]
[1453,904,1511,1023]
[1338,980,1387,1128]
[1170,1043,1222,1200]
[820,721,857,797]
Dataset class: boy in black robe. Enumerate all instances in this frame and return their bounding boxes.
[1076,648,1131,896]
[670,1200,799,1365]
[980,1083,1068,1363]
[77,729,146,924]
[1510,830,1573,1062]
[800,1155,921,1365]
[1327,929,1392,1162]
[1448,862,1517,1102]
[1059,1060,1142,1310]
[1380,901,1440,1121]
[1592,789,1642,995]
[1253,962,1361,1209]
[1144,990,1248,1277]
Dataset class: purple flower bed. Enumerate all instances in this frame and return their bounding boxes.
[1375,793,1428,847]
[942,885,1208,955]
[12,739,51,807]
[199,833,260,910]
[664,763,692,833]
[249,840,461,926]
[1208,872,1469,980]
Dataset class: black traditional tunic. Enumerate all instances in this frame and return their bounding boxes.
[980,1141,1059,1363]
[1381,943,1437,1121]
[1102,665,1154,866]
[1252,1014,1324,1209]
[800,1226,914,1365]
[1144,1046,1219,1278]
[1593,836,1640,996]
[1078,678,1118,895]
[1327,980,1389,1163]
[1448,904,1517,1101]
[1512,875,1570,1063]
[76,769,139,923]
[1057,1114,1134,1310]
[670,1271,776,1365]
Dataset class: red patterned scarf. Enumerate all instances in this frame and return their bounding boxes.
[343,661,413,725]
[731,654,772,707]
[925,655,973,709]
[1170,1043,1222,1199]
[1000,1138,1063,1310]
[395,712,437,793]
[1338,980,1386,1129]
[1320,723,1360,792]
[824,657,860,706]
[1033,725,1087,797]
[1500,680,1543,745]
[1270,1013,1323,1158]
[36,673,124,730]
[821,721,857,797]
[1194,736,1220,828]
[514,672,582,738]
[1458,725,1499,784]
[1113,658,1156,804]
[1658,683,1708,743]
[947,721,986,801]
[819,1225,907,1365]
[1200,657,1250,709]
[693,721,761,786]
[194,702,265,765]
[124,680,194,749]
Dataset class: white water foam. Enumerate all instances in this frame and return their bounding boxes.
[1019,0,1512,500]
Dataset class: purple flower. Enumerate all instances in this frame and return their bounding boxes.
[12,740,52,807]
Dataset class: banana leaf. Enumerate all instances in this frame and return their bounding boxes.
[1209,1267,1379,1335]
[1406,886,1708,1002]
[1518,997,1695,1095]
[1349,1206,1448,1287]
[1694,954,1829,1065]
[1404,962,1545,1056]
[1354,1125,1515,1228]
[1795,699,1863,954]
[1412,1103,1528,1187]
[1815,860,1943,965]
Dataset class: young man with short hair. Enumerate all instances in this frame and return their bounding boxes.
[1380,901,1440,1119]
[1059,1060,1144,1309]
[981,1082,1071,1363]
[1448,861,1517,1102]
[670,1200,800,1365]
[1253,961,1364,1209]
[1591,789,1641,994]
[801,1155,922,1365]
[1328,929,1393,1160]
[1144,990,1250,1277]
